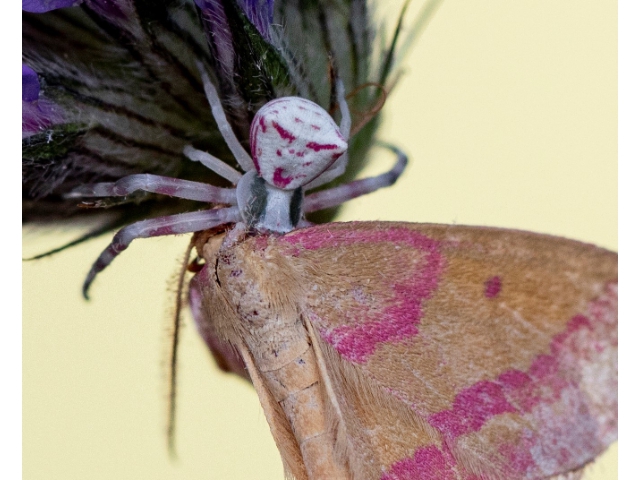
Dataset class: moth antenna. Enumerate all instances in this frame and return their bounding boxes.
[183,145,243,185]
[66,173,237,205]
[167,239,195,458]
[196,62,254,173]
[82,208,241,299]
[304,144,408,213]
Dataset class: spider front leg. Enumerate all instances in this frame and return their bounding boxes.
[67,173,237,204]
[183,145,243,184]
[197,63,254,173]
[303,145,407,213]
[83,207,241,299]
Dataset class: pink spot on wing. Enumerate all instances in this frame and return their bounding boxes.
[272,120,296,142]
[428,381,517,438]
[381,445,458,480]
[276,149,282,156]
[283,226,445,362]
[311,124,321,130]
[306,141,339,151]
[484,275,501,298]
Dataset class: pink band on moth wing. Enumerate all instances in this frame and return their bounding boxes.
[284,226,446,363]
[383,283,617,479]
[381,445,458,480]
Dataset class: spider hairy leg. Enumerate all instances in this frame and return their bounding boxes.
[82,207,241,299]
[183,145,243,184]
[66,174,237,204]
[196,62,254,172]
[304,145,407,213]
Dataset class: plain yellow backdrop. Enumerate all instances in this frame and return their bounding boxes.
[23,1,617,479]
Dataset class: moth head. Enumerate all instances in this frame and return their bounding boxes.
[249,97,348,190]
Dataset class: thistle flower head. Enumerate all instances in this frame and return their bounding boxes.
[23,0,407,237]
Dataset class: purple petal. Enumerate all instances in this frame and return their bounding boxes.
[240,0,274,39]
[84,0,128,21]
[22,99,64,137]
[22,65,65,136]
[22,0,82,13]
[195,0,235,74]
[22,64,40,102]
[196,0,274,43]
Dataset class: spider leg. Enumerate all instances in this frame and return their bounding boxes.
[304,145,407,213]
[303,79,352,190]
[336,78,352,139]
[196,62,254,173]
[83,207,241,299]
[183,145,243,184]
[66,174,237,204]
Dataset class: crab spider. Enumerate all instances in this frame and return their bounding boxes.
[70,65,407,298]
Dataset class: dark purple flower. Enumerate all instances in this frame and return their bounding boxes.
[237,0,274,39]
[22,0,81,14]
[22,0,405,239]
[22,64,64,137]
[22,64,40,102]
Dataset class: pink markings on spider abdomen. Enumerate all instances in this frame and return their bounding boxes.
[284,226,445,363]
[248,96,347,190]
[271,120,296,143]
[484,275,501,298]
[306,141,341,152]
[273,167,294,188]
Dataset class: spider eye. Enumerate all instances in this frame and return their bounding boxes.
[249,97,348,190]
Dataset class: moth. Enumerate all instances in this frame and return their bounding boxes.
[22,1,616,478]
[53,57,616,478]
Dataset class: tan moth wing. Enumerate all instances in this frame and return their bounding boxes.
[193,222,617,480]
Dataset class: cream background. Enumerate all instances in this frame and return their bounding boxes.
[23,1,617,478]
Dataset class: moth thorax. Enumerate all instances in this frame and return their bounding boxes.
[249,97,348,190]
[236,170,302,233]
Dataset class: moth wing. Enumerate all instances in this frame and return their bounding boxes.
[191,263,308,480]
[277,222,617,480]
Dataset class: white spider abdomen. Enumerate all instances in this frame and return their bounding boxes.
[249,97,348,190]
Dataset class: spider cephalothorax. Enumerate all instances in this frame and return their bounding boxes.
[70,64,407,298]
